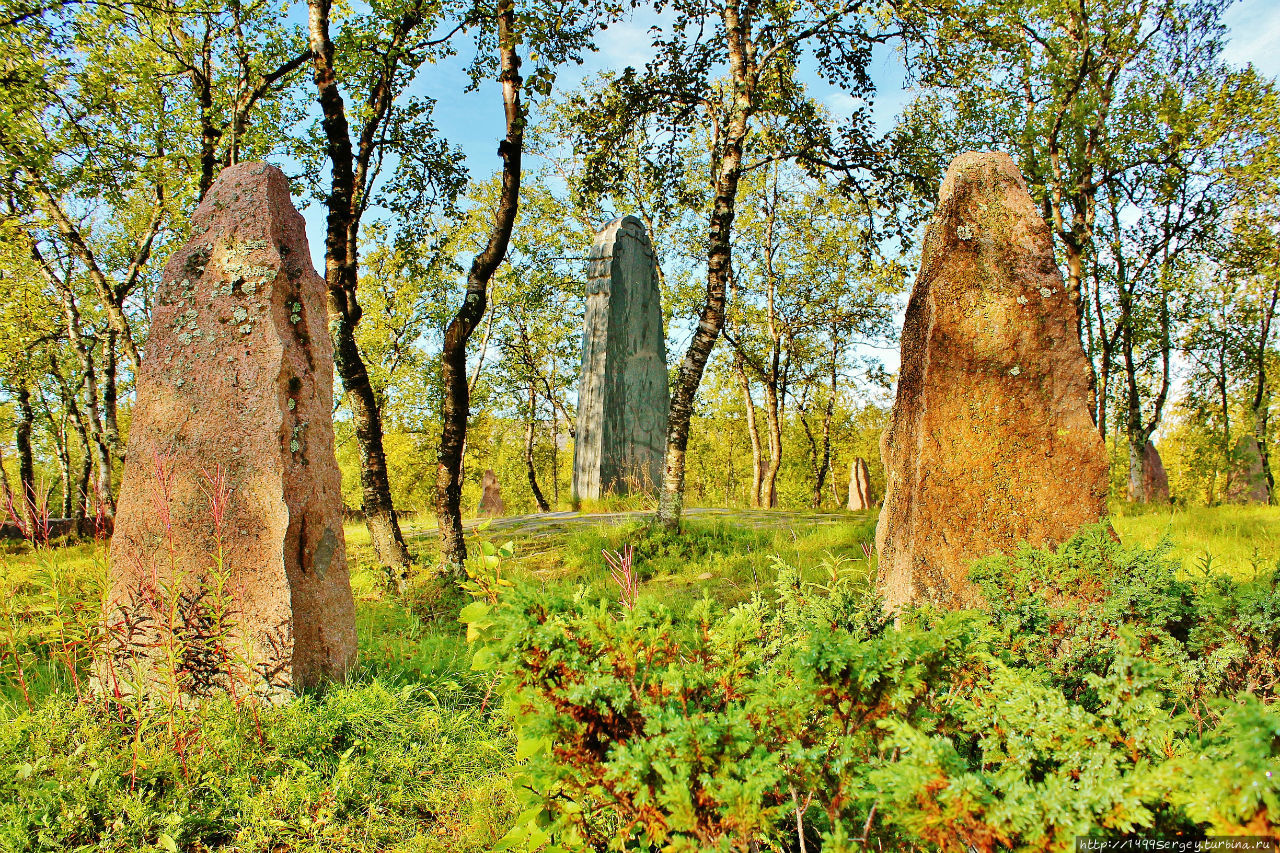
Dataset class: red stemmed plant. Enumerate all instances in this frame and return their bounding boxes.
[603,545,638,613]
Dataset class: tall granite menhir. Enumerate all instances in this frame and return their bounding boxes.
[875,152,1109,611]
[105,162,356,696]
[573,216,669,501]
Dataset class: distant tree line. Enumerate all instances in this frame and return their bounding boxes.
[0,0,1274,583]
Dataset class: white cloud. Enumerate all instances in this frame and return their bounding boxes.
[591,21,658,71]
[1223,0,1280,79]
[823,92,865,115]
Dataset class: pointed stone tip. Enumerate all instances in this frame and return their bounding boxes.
[938,150,1026,204]
[598,214,646,236]
[209,161,287,192]
[192,161,299,234]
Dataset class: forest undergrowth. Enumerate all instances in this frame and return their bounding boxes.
[0,507,1277,851]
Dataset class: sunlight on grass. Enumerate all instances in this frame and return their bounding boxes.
[0,504,1275,849]
[1112,504,1280,578]
[3,503,1274,714]
[507,511,880,610]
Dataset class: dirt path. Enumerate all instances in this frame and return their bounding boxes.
[422,506,863,538]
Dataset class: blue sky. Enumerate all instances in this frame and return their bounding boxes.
[399,0,1280,174]
[300,0,1280,263]
[295,0,1280,384]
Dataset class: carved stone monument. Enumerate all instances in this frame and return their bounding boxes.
[875,152,1109,611]
[848,457,873,511]
[104,162,356,697]
[573,216,669,501]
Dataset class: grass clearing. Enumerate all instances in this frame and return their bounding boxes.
[0,504,1276,850]
[1111,503,1280,578]
[513,511,879,608]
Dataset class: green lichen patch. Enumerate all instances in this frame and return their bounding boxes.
[289,421,308,456]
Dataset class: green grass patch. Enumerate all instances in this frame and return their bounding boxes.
[530,513,878,609]
[1112,503,1280,578]
[0,504,1276,850]
[0,681,516,852]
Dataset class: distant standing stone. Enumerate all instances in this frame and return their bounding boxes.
[105,162,356,697]
[573,216,669,500]
[875,152,1109,611]
[848,457,873,511]
[1228,435,1271,504]
[478,469,506,516]
[1129,441,1170,503]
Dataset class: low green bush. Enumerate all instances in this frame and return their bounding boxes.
[6,519,1276,851]
[467,526,1280,851]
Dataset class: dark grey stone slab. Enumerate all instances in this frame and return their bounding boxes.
[573,216,669,501]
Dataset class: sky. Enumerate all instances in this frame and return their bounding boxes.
[302,0,1280,245]
[300,0,1280,255]
[296,0,1280,380]
[351,0,1280,190]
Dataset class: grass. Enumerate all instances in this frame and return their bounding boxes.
[526,512,879,609]
[349,507,881,610]
[1111,503,1280,579]
[0,527,513,852]
[0,682,517,852]
[0,503,1276,851]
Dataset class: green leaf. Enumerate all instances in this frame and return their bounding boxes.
[494,806,550,851]
[459,601,491,624]
[516,734,550,760]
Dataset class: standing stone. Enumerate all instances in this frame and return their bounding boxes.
[1228,435,1271,504]
[573,216,669,501]
[1129,441,1170,503]
[848,457,873,511]
[478,469,506,516]
[105,162,356,697]
[875,152,1109,611]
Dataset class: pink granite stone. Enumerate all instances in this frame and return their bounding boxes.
[104,162,356,697]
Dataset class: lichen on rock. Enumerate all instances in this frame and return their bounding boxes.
[874,151,1109,612]
[104,161,357,700]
